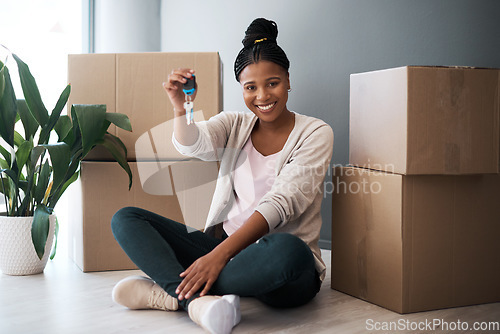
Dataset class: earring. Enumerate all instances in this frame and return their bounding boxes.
[288,88,292,92]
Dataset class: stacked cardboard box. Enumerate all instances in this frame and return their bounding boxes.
[332,66,500,313]
[67,53,222,272]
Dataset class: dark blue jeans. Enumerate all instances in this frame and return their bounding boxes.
[111,207,321,310]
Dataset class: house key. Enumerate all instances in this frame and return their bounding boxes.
[183,74,196,125]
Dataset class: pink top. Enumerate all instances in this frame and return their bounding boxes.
[223,136,279,236]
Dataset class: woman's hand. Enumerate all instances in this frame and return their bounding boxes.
[162,68,197,112]
[175,212,269,301]
[176,250,229,301]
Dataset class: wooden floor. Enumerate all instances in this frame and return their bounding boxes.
[1,249,499,334]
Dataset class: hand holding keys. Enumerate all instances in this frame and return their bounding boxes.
[183,74,196,125]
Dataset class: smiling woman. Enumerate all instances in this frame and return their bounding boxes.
[110,17,334,334]
[240,62,290,117]
[240,61,294,156]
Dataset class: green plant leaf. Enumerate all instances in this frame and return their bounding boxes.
[0,60,5,101]
[70,105,82,154]
[73,104,107,157]
[61,169,79,194]
[54,115,73,145]
[34,161,51,204]
[39,85,71,145]
[17,169,34,216]
[40,143,70,194]
[0,176,9,214]
[48,170,78,209]
[0,168,18,190]
[14,139,33,177]
[31,205,50,259]
[18,179,28,193]
[0,175,9,194]
[105,132,128,157]
[30,145,44,171]
[49,216,59,260]
[13,131,25,148]
[97,136,132,189]
[9,152,19,179]
[17,99,39,142]
[0,65,17,147]
[0,146,11,167]
[105,112,132,132]
[0,168,19,214]
[0,172,11,197]
[12,54,49,126]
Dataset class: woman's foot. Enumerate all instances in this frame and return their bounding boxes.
[188,294,240,334]
[112,275,178,311]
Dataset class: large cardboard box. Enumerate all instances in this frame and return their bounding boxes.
[68,160,218,272]
[67,52,223,160]
[349,66,500,175]
[331,166,500,313]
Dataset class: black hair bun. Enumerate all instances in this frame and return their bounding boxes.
[242,18,279,48]
[234,17,289,81]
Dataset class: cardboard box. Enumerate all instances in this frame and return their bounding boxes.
[331,166,500,313]
[68,160,218,272]
[349,66,500,174]
[67,52,223,160]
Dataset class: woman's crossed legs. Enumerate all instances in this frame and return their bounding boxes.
[111,206,321,311]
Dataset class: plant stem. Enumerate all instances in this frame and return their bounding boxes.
[18,192,22,206]
[0,176,9,215]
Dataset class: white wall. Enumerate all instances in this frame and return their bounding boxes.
[94,0,161,52]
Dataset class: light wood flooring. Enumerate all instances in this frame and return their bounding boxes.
[1,249,499,334]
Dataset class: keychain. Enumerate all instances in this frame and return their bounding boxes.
[183,74,196,125]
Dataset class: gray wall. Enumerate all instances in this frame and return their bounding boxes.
[94,0,500,248]
[161,0,500,249]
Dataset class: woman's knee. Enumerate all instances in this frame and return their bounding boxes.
[260,233,314,271]
[111,206,141,236]
[261,233,310,255]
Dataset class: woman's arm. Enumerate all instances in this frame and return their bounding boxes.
[163,68,199,146]
[176,211,269,301]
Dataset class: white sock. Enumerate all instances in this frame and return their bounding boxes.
[188,295,240,334]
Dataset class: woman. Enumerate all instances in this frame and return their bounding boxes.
[111,18,333,334]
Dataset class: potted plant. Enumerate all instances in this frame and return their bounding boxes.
[0,46,132,275]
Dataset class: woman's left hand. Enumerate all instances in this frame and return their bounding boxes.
[176,250,228,301]
[176,212,269,301]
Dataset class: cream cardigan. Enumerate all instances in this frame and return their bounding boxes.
[173,111,334,281]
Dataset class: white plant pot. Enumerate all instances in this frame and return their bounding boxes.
[0,215,56,275]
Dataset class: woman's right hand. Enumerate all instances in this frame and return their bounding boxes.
[162,68,197,112]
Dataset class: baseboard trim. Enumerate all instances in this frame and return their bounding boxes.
[319,239,331,250]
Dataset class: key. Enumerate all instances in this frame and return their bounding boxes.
[183,74,196,96]
[184,99,194,125]
[183,74,196,124]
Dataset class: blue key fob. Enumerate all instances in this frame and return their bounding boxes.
[182,74,196,95]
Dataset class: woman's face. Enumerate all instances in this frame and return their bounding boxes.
[239,60,290,124]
